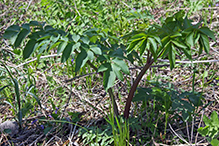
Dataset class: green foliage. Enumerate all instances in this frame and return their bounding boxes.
[3,22,130,91]
[78,126,114,146]
[0,61,41,128]
[126,11,215,70]
[105,111,130,146]
[133,81,203,135]
[198,111,219,146]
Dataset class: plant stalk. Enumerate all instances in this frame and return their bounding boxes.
[124,59,154,118]
[87,60,119,117]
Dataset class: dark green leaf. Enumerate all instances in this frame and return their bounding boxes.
[29,21,41,26]
[23,39,37,59]
[199,27,216,41]
[61,43,74,63]
[194,32,200,44]
[168,44,176,70]
[37,35,51,42]
[172,40,187,49]
[170,32,182,38]
[57,41,68,55]
[181,47,192,60]
[14,28,30,48]
[75,49,88,72]
[148,37,157,60]
[127,39,143,53]
[129,32,147,42]
[198,39,203,55]
[139,38,147,56]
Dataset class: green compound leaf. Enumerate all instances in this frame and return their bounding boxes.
[127,38,143,54]
[211,139,219,146]
[198,126,209,137]
[23,39,37,59]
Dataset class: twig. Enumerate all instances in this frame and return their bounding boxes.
[160,6,219,13]
[169,123,190,145]
[186,122,191,144]
[195,110,205,144]
[15,54,61,68]
[156,58,219,64]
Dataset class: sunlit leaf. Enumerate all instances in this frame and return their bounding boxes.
[211,111,219,126]
[103,67,116,91]
[186,32,194,47]
[72,33,80,42]
[87,50,94,60]
[200,34,210,54]
[97,63,109,72]
[112,64,123,81]
[90,46,102,55]
[112,58,129,74]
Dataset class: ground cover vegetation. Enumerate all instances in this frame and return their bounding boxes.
[0,0,219,145]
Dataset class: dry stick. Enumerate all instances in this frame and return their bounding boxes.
[195,110,205,144]
[169,123,190,145]
[155,58,219,64]
[160,6,219,13]
[15,54,61,68]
